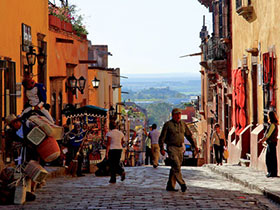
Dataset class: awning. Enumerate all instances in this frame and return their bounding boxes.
[63,105,108,118]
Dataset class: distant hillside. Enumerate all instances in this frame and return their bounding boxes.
[123,87,186,101]
[121,76,201,95]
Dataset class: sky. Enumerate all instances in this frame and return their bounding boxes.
[67,0,212,76]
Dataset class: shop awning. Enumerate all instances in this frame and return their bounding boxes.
[63,105,108,118]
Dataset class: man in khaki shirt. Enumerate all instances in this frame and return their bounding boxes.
[159,108,198,192]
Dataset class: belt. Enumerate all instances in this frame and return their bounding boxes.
[168,144,182,148]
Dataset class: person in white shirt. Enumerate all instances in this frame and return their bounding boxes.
[149,124,161,168]
[106,122,126,183]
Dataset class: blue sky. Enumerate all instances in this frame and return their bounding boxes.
[68,0,212,76]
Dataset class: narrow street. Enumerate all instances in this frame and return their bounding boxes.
[2,166,279,210]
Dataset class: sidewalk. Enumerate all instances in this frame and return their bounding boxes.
[205,164,280,204]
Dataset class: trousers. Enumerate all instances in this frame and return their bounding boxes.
[145,146,152,165]
[214,144,224,164]
[151,144,160,166]
[108,149,124,181]
[167,146,185,188]
[266,144,278,176]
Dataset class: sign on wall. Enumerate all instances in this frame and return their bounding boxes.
[22,23,32,52]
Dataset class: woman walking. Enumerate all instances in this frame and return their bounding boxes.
[259,111,278,177]
[106,122,126,183]
[211,124,226,165]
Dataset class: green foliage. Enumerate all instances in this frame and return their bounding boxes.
[143,103,173,128]
[48,2,88,36]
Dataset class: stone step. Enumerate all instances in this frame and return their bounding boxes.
[239,158,250,167]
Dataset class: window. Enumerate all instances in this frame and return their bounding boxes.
[263,52,276,123]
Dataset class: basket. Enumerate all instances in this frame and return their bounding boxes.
[27,127,46,145]
[29,115,64,140]
[14,178,27,204]
[24,160,48,183]
[37,136,61,162]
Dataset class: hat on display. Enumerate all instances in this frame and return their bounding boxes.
[6,114,18,125]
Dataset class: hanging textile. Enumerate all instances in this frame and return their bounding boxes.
[232,68,247,135]
[263,52,276,108]
[231,69,238,128]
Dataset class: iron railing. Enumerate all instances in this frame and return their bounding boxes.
[202,36,228,61]
[236,0,242,10]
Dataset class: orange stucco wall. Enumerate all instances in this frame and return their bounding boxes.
[0,0,48,115]
[48,29,89,107]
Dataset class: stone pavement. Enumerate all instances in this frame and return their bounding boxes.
[205,163,280,205]
[1,166,279,210]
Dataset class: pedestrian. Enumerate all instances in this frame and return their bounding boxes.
[259,110,278,177]
[149,124,160,168]
[159,108,198,192]
[66,122,86,177]
[211,123,226,166]
[143,125,152,165]
[105,122,126,183]
[21,74,54,124]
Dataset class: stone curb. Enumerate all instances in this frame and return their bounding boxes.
[45,166,66,180]
[205,164,280,205]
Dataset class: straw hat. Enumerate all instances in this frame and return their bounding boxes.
[5,114,17,125]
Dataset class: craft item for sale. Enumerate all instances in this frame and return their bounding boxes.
[37,136,60,162]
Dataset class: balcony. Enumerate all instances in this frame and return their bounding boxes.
[236,0,253,21]
[200,36,228,75]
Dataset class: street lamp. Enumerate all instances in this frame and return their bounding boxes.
[109,106,115,116]
[77,76,86,94]
[91,77,100,88]
[66,74,87,95]
[37,48,46,66]
[26,46,46,73]
[26,46,37,66]
[67,74,77,94]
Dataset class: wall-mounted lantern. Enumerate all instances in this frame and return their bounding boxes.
[91,77,100,88]
[26,46,46,72]
[109,106,115,116]
[26,46,37,66]
[37,48,46,66]
[66,74,86,95]
[78,76,86,94]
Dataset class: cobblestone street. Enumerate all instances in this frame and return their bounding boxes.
[2,166,279,210]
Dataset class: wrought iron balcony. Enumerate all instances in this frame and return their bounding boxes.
[200,36,228,75]
[236,0,253,20]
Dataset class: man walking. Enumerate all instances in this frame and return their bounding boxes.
[159,108,198,192]
[149,124,160,168]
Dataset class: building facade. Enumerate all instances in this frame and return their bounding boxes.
[197,0,232,163]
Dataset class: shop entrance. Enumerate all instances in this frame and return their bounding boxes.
[0,59,17,162]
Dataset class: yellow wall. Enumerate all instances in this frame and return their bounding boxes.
[88,69,99,106]
[232,1,280,123]
[0,0,48,115]
[97,70,113,109]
